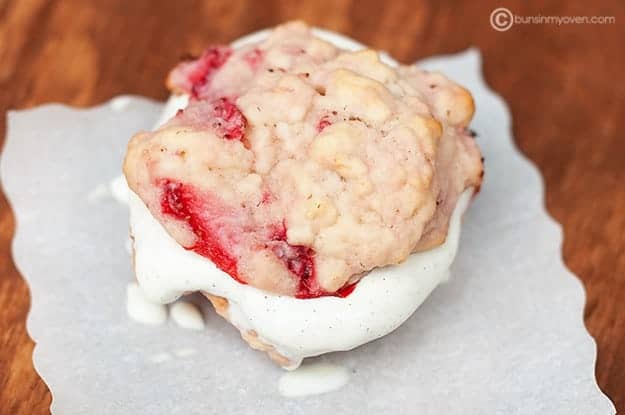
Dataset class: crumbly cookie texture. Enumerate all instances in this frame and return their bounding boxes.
[124,21,483,298]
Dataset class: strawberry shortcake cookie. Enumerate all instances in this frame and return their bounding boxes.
[124,21,483,369]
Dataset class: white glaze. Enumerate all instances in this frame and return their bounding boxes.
[124,237,133,255]
[87,176,129,204]
[278,363,350,398]
[109,175,129,205]
[126,282,168,326]
[86,183,109,203]
[130,188,472,366]
[170,301,205,331]
[110,96,132,112]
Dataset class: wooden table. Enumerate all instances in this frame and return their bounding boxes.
[1,0,623,413]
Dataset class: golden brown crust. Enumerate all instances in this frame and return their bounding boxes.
[122,131,149,197]
[455,86,476,127]
[165,73,189,95]
[129,232,136,269]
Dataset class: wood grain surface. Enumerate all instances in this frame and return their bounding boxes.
[1,0,623,413]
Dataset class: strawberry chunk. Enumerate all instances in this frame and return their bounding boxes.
[158,180,356,298]
[210,98,247,140]
[173,97,247,141]
[269,221,331,299]
[243,48,264,70]
[271,242,316,297]
[316,116,332,132]
[335,282,358,298]
[159,179,243,283]
[169,46,232,99]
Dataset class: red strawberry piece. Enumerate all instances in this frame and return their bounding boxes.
[243,48,264,70]
[210,97,247,140]
[169,46,232,98]
[159,179,243,283]
[316,115,332,132]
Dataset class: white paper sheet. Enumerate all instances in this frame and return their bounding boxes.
[2,48,615,414]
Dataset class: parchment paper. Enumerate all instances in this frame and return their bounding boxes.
[2,50,615,414]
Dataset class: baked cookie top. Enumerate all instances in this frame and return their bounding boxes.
[124,21,483,298]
